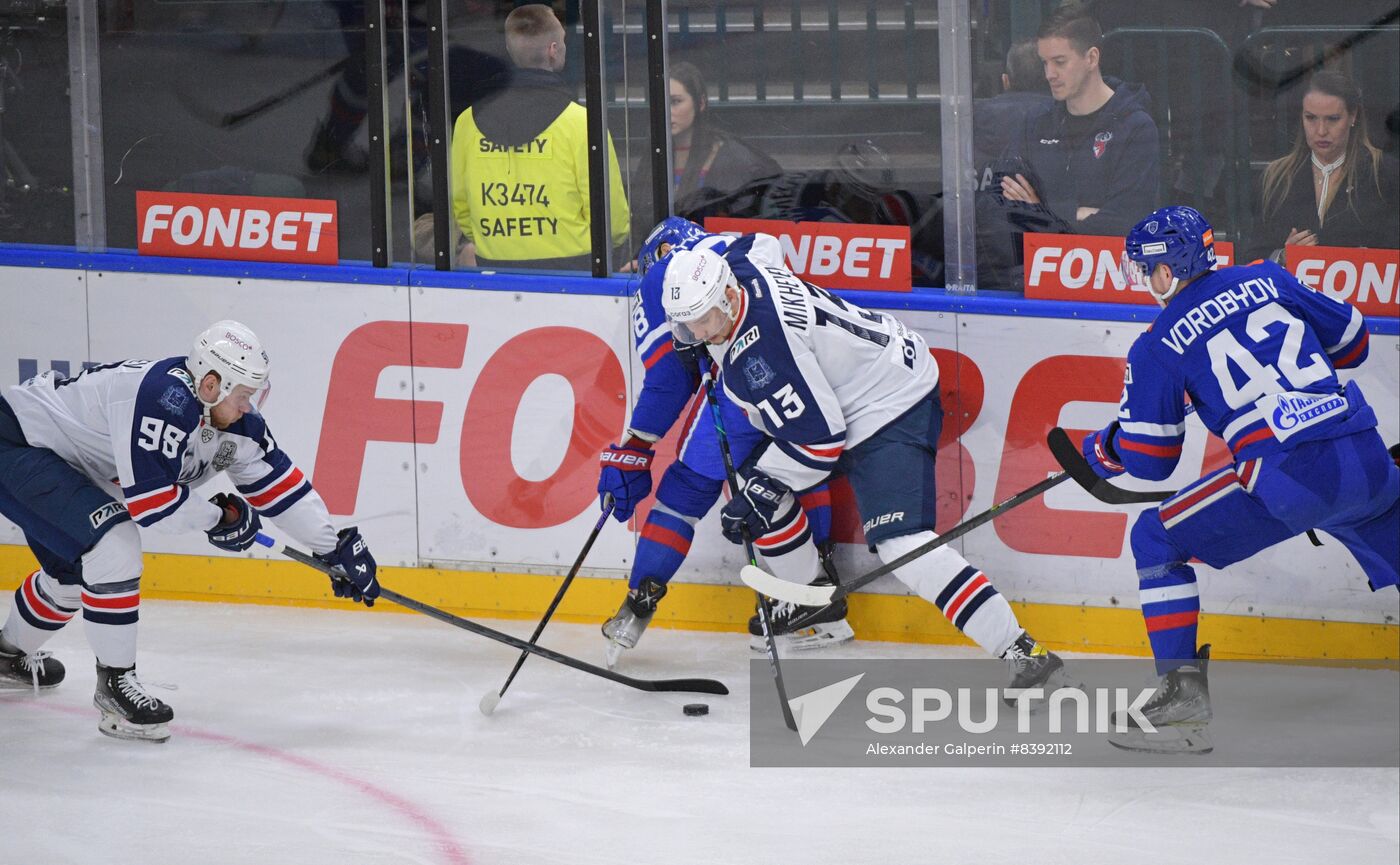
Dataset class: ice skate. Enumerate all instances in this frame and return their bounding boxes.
[602,579,667,669]
[1109,645,1213,755]
[93,664,174,743]
[0,637,65,692]
[1001,631,1071,705]
[747,595,854,652]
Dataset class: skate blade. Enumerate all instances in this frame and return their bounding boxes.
[1108,724,1212,755]
[96,712,171,743]
[0,679,62,692]
[749,620,856,653]
[604,639,626,670]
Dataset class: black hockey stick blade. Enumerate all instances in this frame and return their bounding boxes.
[741,470,1072,606]
[256,534,728,697]
[1047,427,1175,505]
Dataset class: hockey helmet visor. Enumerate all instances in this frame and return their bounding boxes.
[662,249,737,345]
[189,320,272,408]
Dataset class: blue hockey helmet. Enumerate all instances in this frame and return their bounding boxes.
[636,216,707,275]
[1123,205,1218,285]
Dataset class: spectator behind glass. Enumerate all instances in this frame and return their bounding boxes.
[450,3,630,270]
[1000,3,1160,236]
[631,61,782,240]
[1252,71,1400,262]
[973,39,1053,291]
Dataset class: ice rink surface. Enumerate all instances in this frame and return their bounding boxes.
[2,599,1397,865]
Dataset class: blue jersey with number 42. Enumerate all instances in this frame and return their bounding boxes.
[1113,259,1375,480]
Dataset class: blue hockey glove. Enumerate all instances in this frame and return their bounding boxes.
[598,441,654,521]
[316,527,379,607]
[720,473,791,545]
[206,493,262,552]
[1081,423,1126,479]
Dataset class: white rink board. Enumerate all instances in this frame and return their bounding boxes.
[0,267,1396,624]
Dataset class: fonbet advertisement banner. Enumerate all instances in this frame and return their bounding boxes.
[136,191,339,265]
[1025,233,1398,318]
[1,267,1395,623]
[705,217,913,292]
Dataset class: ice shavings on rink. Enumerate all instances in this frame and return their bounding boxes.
[2,599,1396,865]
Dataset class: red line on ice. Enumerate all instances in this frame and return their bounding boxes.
[11,700,472,865]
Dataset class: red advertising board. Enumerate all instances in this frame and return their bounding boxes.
[1023,232,1235,303]
[704,217,912,291]
[137,191,339,265]
[1288,244,1399,318]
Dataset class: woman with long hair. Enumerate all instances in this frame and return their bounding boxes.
[630,61,782,242]
[1252,70,1399,260]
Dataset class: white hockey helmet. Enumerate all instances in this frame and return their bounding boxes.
[661,248,739,345]
[188,320,271,408]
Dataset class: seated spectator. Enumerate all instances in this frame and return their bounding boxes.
[1000,3,1160,237]
[451,4,630,270]
[973,39,1052,290]
[1251,70,1400,261]
[631,61,781,239]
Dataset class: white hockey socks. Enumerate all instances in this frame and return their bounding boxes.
[3,568,80,654]
[753,497,820,587]
[875,531,1022,658]
[78,522,144,669]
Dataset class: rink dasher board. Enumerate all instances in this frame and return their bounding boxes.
[0,262,1395,632]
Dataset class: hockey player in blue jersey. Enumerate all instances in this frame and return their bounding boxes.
[659,237,1065,687]
[1080,205,1398,741]
[597,218,850,665]
[0,321,379,741]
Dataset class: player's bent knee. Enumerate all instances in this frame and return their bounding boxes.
[1130,511,1184,570]
[656,461,724,518]
[80,520,143,589]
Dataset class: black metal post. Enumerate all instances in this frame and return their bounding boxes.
[645,0,672,232]
[365,0,392,267]
[582,0,611,277]
[425,0,453,270]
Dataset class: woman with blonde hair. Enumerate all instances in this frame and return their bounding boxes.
[1252,70,1398,261]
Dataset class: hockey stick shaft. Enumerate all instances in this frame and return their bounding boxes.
[741,471,1072,606]
[490,498,614,704]
[223,57,351,128]
[701,368,799,732]
[255,533,728,696]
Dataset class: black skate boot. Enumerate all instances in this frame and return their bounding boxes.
[1109,645,1213,755]
[93,664,174,743]
[747,544,855,651]
[0,636,65,691]
[1001,631,1067,703]
[602,579,667,668]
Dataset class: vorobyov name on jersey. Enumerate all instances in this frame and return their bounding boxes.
[1159,277,1281,355]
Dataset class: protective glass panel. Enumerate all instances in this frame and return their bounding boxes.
[635,0,944,290]
[970,2,1400,295]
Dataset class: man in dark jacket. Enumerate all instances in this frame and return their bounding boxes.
[1000,6,1160,238]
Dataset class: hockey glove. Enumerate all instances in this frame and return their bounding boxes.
[598,440,654,521]
[1081,422,1126,479]
[720,473,791,545]
[672,338,709,390]
[316,527,380,607]
[206,493,262,552]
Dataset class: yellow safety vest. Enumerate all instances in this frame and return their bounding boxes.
[451,102,630,262]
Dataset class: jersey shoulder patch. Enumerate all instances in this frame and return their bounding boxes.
[137,357,203,433]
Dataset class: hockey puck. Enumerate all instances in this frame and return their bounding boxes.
[683,703,709,717]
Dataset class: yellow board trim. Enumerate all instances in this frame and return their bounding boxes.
[1,545,1394,661]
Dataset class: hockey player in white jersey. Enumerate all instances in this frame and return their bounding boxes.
[0,321,379,742]
[661,237,1063,686]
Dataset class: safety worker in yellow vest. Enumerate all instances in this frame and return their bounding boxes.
[451,4,630,269]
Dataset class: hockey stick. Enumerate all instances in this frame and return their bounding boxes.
[740,471,1072,606]
[176,57,351,130]
[1046,427,1177,505]
[702,368,799,732]
[478,497,614,716]
[254,534,728,697]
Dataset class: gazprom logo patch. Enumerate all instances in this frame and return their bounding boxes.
[1270,393,1346,434]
